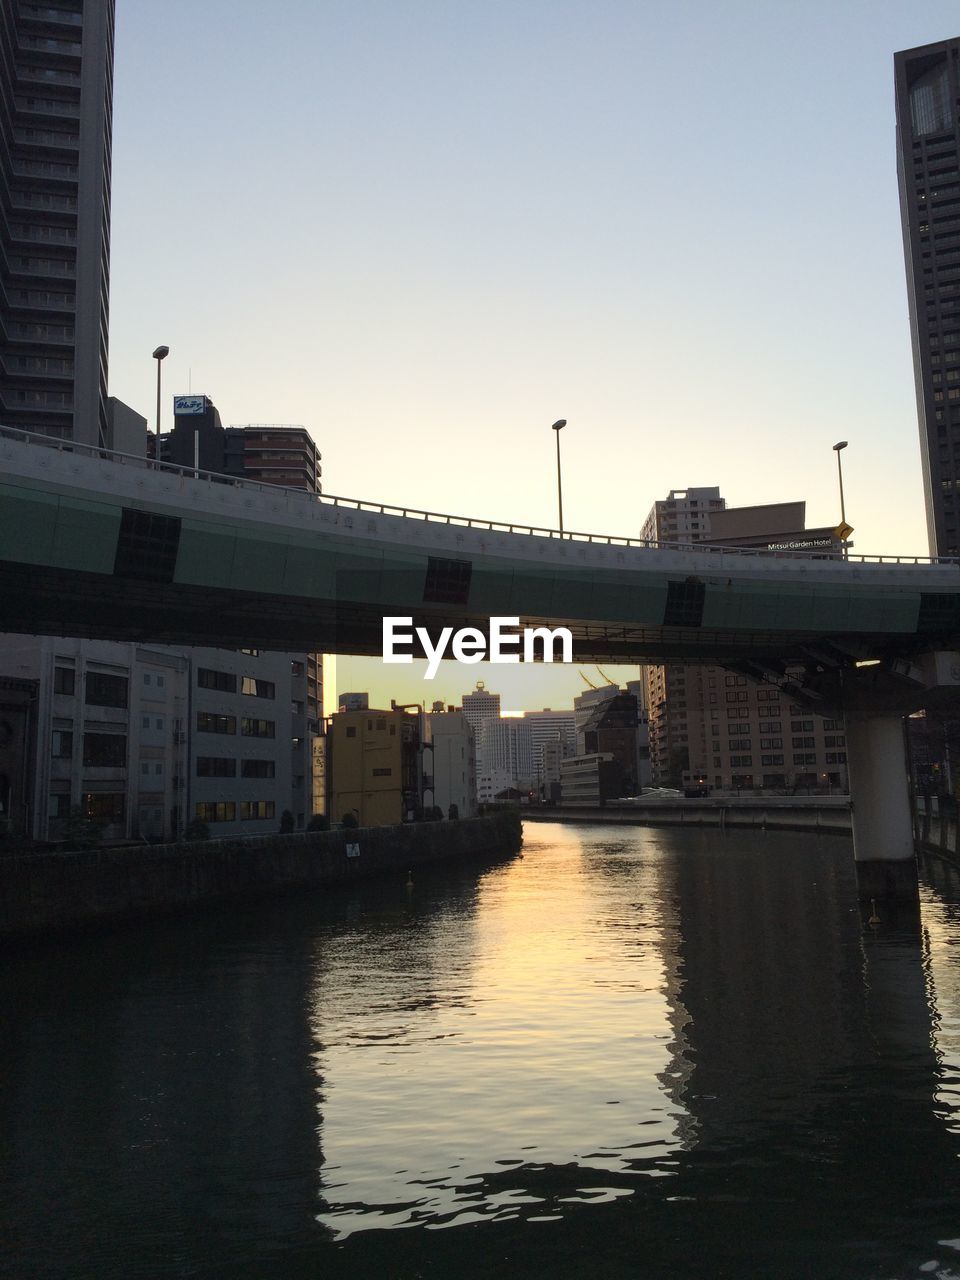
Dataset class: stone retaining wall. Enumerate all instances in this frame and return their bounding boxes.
[0,811,522,938]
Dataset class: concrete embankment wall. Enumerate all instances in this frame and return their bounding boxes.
[525,801,852,836]
[0,811,522,939]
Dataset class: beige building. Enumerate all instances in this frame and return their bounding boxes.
[643,494,848,792]
[327,708,404,827]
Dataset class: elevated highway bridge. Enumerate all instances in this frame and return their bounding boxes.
[2,425,959,903]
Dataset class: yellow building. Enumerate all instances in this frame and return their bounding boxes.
[327,708,404,827]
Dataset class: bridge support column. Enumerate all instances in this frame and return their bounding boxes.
[845,716,918,902]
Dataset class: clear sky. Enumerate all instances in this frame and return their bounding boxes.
[107,1,960,714]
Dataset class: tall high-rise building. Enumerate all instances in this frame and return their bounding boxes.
[478,718,533,792]
[461,681,501,739]
[895,38,960,556]
[642,493,847,792]
[1,0,115,445]
[522,707,577,774]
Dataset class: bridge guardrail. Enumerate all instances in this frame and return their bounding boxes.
[1,423,957,568]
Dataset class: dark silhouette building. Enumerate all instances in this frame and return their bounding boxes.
[895,38,960,556]
[0,0,115,445]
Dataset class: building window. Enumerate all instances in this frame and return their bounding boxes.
[51,729,72,758]
[53,666,75,695]
[241,677,276,699]
[346,726,357,738]
[196,757,237,777]
[82,733,126,768]
[197,667,237,693]
[372,767,393,777]
[47,792,71,819]
[195,801,236,822]
[241,759,276,778]
[241,718,275,738]
[239,800,275,820]
[85,672,128,708]
[197,712,236,735]
[291,661,304,676]
[83,792,125,824]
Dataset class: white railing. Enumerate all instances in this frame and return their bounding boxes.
[1,422,957,568]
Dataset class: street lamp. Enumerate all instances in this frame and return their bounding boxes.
[152,345,169,446]
[833,440,849,557]
[551,419,566,535]
[832,440,848,525]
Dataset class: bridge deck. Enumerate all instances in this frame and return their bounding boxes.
[2,429,959,665]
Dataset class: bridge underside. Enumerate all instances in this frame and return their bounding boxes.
[8,435,960,900]
[3,438,960,681]
[0,558,954,674]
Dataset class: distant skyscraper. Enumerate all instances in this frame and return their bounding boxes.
[461,681,501,739]
[895,38,960,556]
[1,0,116,445]
[523,707,577,776]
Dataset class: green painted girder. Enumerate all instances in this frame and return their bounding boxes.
[0,463,955,661]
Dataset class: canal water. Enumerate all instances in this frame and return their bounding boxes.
[4,822,960,1279]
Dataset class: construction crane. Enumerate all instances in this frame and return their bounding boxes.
[579,667,618,690]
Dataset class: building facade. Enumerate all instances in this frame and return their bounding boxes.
[0,636,188,842]
[895,38,960,556]
[428,710,477,818]
[522,707,577,782]
[643,493,848,792]
[1,0,115,445]
[0,674,38,835]
[0,635,321,842]
[190,647,313,834]
[478,718,533,795]
[327,707,404,827]
[461,681,501,740]
[640,487,725,546]
[560,753,624,806]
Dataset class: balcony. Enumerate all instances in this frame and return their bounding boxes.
[16,65,80,87]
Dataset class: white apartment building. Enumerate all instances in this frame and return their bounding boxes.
[428,710,477,818]
[477,768,516,804]
[478,718,534,793]
[640,487,725,546]
[0,636,189,842]
[523,708,577,766]
[190,646,315,834]
[461,681,501,739]
[0,635,320,842]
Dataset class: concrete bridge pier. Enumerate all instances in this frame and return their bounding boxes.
[845,715,919,904]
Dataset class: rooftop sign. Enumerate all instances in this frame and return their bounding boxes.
[173,395,206,416]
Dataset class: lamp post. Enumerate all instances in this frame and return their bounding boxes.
[832,440,848,525]
[152,345,169,447]
[833,440,848,556]
[551,419,566,535]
